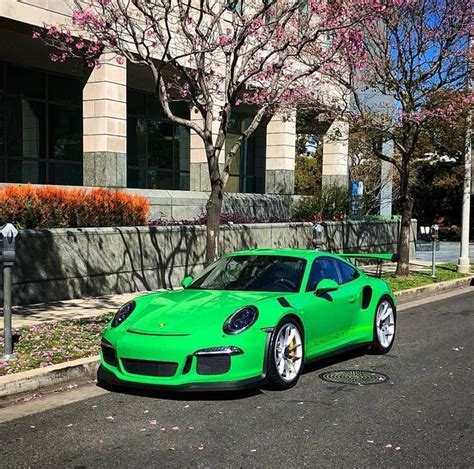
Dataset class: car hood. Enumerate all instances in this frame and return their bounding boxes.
[125,289,283,335]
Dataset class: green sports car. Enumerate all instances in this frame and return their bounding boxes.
[98,249,397,391]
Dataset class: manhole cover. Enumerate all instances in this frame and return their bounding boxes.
[319,370,389,385]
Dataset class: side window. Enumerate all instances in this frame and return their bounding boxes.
[335,260,359,285]
[306,257,340,292]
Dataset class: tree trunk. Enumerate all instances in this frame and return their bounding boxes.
[395,167,413,277]
[205,181,223,265]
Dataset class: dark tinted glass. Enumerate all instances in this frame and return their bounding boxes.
[128,90,146,115]
[0,64,4,90]
[172,101,190,119]
[6,97,46,158]
[49,162,82,185]
[49,105,82,161]
[127,117,147,167]
[127,167,146,188]
[127,90,190,190]
[48,74,82,105]
[6,159,46,183]
[306,257,340,291]
[190,255,307,292]
[0,93,4,155]
[335,260,359,285]
[148,121,173,169]
[148,96,164,120]
[7,65,45,98]
[178,171,190,190]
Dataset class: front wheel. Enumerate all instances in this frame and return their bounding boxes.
[372,296,396,354]
[267,318,304,390]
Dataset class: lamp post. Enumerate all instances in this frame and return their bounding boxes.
[458,33,472,274]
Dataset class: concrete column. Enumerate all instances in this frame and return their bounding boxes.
[83,53,127,187]
[380,140,393,216]
[265,113,296,194]
[189,108,210,192]
[322,119,349,187]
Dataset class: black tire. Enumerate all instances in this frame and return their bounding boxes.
[371,296,397,354]
[266,317,304,390]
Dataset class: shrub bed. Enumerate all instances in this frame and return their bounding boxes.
[0,185,149,229]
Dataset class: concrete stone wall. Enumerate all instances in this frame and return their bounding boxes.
[123,189,300,221]
[4,220,415,305]
[316,220,417,259]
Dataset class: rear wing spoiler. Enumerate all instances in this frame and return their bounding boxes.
[338,253,400,277]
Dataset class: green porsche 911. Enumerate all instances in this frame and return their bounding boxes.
[98,249,397,391]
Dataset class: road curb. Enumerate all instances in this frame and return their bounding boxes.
[394,275,474,304]
[0,276,472,400]
[0,356,99,399]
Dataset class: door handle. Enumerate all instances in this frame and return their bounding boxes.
[348,297,356,304]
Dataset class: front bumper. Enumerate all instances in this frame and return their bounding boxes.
[99,327,270,391]
[98,365,265,392]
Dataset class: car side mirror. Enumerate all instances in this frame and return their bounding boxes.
[181,276,193,288]
[315,279,339,296]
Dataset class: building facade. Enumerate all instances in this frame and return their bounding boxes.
[0,1,351,219]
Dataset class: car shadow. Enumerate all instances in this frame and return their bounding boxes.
[302,346,368,376]
[96,347,368,401]
[96,382,263,401]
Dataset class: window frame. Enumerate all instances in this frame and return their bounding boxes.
[126,89,190,191]
[0,61,83,185]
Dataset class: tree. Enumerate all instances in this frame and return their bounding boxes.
[411,89,467,226]
[327,0,471,275]
[36,0,402,264]
[294,153,322,195]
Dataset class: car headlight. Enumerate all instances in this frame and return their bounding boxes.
[223,306,258,334]
[111,301,136,328]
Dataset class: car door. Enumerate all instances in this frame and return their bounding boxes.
[303,257,360,358]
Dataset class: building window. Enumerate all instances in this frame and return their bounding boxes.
[225,112,265,194]
[127,90,190,190]
[0,63,83,186]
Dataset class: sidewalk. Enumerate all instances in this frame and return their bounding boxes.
[1,292,148,329]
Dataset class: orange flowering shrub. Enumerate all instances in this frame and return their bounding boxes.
[0,185,149,229]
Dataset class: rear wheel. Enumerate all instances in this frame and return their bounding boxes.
[372,296,396,354]
[267,318,304,390]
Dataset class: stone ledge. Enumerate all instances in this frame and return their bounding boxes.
[0,356,99,399]
[394,276,474,304]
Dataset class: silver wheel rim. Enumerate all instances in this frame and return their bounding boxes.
[274,323,303,382]
[376,300,395,349]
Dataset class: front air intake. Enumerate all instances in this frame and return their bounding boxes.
[121,358,178,377]
[196,355,231,375]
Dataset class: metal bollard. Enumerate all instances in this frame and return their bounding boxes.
[1,223,18,361]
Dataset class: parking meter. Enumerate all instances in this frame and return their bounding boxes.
[312,223,324,250]
[1,223,18,360]
[1,223,18,265]
[430,224,439,241]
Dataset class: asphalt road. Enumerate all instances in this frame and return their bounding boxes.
[0,291,472,468]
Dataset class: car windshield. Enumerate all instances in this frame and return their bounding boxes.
[188,255,306,292]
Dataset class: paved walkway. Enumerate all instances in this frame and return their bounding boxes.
[1,292,149,329]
